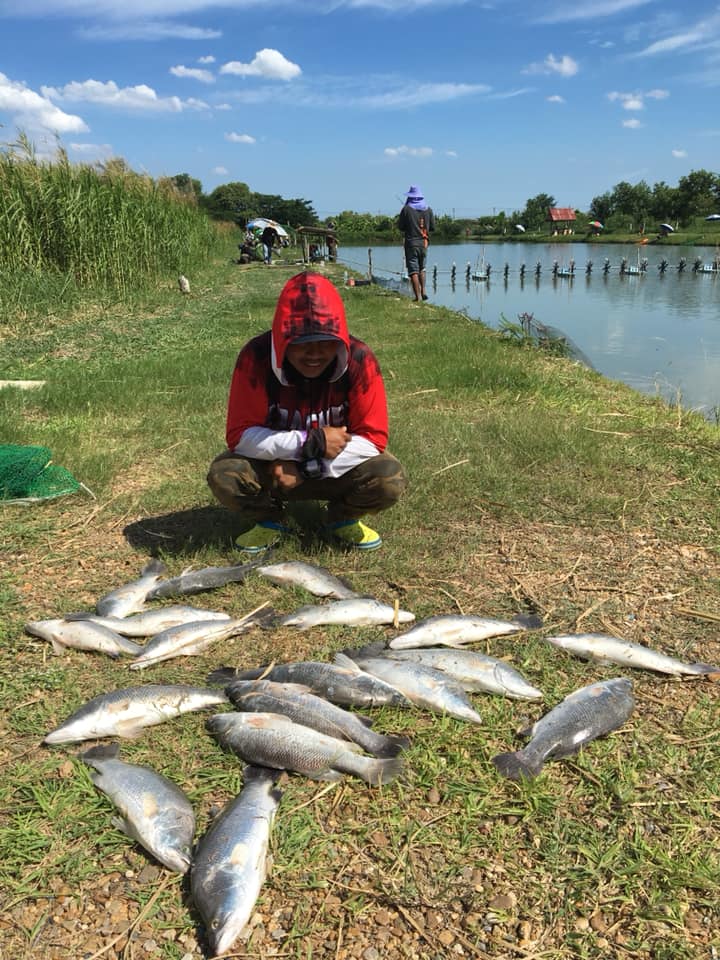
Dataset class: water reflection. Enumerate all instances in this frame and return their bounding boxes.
[341,241,720,417]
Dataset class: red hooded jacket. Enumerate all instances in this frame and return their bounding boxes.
[225,273,389,459]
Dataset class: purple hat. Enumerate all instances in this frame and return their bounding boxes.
[405,185,424,199]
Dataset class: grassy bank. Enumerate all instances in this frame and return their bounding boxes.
[2,248,719,960]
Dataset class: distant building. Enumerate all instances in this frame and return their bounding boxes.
[548,207,577,236]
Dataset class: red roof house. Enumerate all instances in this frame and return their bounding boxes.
[548,207,577,235]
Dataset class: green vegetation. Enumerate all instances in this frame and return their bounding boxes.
[0,134,223,318]
[1,243,719,958]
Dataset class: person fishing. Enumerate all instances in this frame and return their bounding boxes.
[207,272,407,552]
[397,184,435,302]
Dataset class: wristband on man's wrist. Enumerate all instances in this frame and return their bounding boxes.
[300,457,323,479]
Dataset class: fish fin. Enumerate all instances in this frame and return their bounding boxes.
[492,751,542,781]
[511,613,543,631]
[333,652,366,674]
[115,719,147,738]
[110,815,133,838]
[81,743,120,764]
[206,666,240,686]
[63,611,98,622]
[252,607,280,630]
[49,638,67,655]
[310,770,345,782]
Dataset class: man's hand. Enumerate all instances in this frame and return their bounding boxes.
[322,426,349,458]
[271,460,304,492]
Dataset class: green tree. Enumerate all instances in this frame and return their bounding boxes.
[521,194,556,231]
[676,169,720,222]
[168,173,203,201]
[205,181,253,221]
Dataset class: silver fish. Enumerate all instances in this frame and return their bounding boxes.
[279,598,414,630]
[545,633,720,677]
[388,613,541,650]
[492,677,635,781]
[191,766,281,956]
[376,647,543,700]
[208,712,405,785]
[25,618,143,658]
[226,680,409,757]
[82,744,195,873]
[336,652,482,724]
[209,661,410,709]
[256,560,359,599]
[63,605,231,637]
[96,558,167,618]
[43,684,228,744]
[146,558,264,600]
[129,606,271,671]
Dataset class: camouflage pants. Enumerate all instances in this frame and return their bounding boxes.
[207,451,407,524]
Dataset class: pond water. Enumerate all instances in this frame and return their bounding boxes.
[338,241,720,419]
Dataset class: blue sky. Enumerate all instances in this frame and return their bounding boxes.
[1,0,719,219]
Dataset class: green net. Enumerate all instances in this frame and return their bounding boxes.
[0,444,82,502]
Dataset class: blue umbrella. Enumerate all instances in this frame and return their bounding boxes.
[660,223,674,232]
[705,214,720,221]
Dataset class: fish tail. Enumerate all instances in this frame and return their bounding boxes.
[206,666,241,686]
[690,663,720,676]
[492,749,543,781]
[512,612,543,631]
[81,743,120,764]
[358,755,405,786]
[142,558,167,576]
[371,733,411,758]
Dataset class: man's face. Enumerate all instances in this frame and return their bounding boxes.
[286,340,339,378]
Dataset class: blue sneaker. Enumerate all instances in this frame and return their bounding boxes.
[235,520,289,554]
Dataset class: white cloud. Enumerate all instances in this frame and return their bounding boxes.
[225,132,256,144]
[198,56,216,64]
[622,118,641,128]
[80,21,221,41]
[547,94,565,103]
[0,71,88,133]
[384,145,433,157]
[215,103,232,110]
[42,78,208,113]
[361,82,487,108]
[445,150,458,158]
[672,148,688,157]
[607,89,668,111]
[536,0,653,23]
[69,141,113,156]
[170,65,214,84]
[523,53,579,77]
[213,165,229,174]
[220,49,301,81]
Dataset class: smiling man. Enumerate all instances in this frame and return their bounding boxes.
[207,272,407,552]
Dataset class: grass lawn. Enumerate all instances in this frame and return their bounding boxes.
[1,248,719,960]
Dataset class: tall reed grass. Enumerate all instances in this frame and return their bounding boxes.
[0,134,222,316]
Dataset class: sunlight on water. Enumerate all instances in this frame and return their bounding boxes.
[340,240,720,418]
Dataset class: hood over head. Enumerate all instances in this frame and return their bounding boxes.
[271,272,349,384]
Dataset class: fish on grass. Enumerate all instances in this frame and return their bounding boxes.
[129,604,273,671]
[63,605,231,638]
[388,613,542,649]
[191,766,281,957]
[336,652,482,723]
[225,679,409,757]
[25,618,143,659]
[255,560,359,599]
[208,712,405,785]
[545,632,720,677]
[364,646,543,701]
[81,744,195,873]
[279,598,414,630]
[43,684,228,744]
[96,558,167,618]
[146,557,265,600]
[209,661,411,709]
[492,677,635,782]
